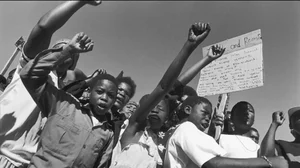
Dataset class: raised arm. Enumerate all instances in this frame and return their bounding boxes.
[130,23,211,125]
[23,0,101,59]
[177,44,225,86]
[259,111,285,157]
[20,32,93,113]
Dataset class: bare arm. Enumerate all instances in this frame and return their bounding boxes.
[24,1,99,59]
[121,23,211,148]
[259,111,285,157]
[203,156,288,168]
[177,45,225,86]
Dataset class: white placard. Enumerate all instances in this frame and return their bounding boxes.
[197,29,263,97]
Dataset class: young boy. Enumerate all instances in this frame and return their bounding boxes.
[164,96,287,168]
[246,127,260,144]
[110,22,212,168]
[218,101,260,158]
[20,32,117,168]
[0,1,100,168]
[260,107,300,167]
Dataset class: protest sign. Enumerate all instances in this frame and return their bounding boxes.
[197,29,263,96]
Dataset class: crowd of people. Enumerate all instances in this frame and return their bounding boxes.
[0,1,299,168]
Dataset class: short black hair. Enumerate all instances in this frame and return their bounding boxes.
[231,101,254,120]
[118,76,136,98]
[90,73,118,90]
[183,85,197,97]
[177,96,212,121]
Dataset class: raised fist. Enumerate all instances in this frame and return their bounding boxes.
[188,22,211,45]
[272,111,285,126]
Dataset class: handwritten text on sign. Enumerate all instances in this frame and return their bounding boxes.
[197,29,263,97]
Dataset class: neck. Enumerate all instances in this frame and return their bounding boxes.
[232,127,249,135]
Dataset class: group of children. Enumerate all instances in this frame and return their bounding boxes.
[0,1,299,168]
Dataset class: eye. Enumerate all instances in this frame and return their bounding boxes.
[96,89,103,94]
[108,92,116,99]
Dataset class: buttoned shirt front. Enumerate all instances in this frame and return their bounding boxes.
[20,46,114,168]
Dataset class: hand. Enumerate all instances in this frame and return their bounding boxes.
[69,32,94,53]
[213,111,224,127]
[83,0,102,6]
[207,44,226,60]
[272,111,285,126]
[86,69,107,86]
[188,22,211,45]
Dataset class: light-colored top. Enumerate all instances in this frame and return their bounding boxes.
[164,121,227,168]
[219,134,260,158]
[0,53,58,167]
[110,128,162,168]
[111,119,129,165]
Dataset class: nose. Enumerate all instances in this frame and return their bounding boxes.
[100,93,108,102]
[150,107,159,114]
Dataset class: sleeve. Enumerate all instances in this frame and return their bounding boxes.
[95,134,114,168]
[175,122,227,167]
[62,79,88,98]
[20,45,75,116]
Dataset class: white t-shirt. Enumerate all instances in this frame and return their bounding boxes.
[164,121,227,168]
[0,53,58,167]
[219,134,260,158]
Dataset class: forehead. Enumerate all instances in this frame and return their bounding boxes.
[194,102,212,112]
[126,103,137,107]
[94,79,117,90]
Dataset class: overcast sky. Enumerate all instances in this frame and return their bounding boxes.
[1,1,299,142]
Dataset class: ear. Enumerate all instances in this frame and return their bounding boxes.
[184,105,192,115]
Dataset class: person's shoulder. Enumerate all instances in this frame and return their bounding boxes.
[175,121,201,136]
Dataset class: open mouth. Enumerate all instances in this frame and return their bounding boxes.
[98,104,107,110]
[116,97,124,105]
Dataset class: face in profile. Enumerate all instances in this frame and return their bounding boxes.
[188,103,212,131]
[114,82,132,110]
[148,99,169,130]
[231,102,255,130]
[89,79,117,116]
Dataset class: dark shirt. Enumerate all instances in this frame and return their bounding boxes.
[20,46,114,168]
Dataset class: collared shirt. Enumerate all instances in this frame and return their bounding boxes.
[110,128,162,168]
[164,121,227,168]
[219,134,260,158]
[20,46,114,168]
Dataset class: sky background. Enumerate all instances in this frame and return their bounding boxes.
[0,1,299,142]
